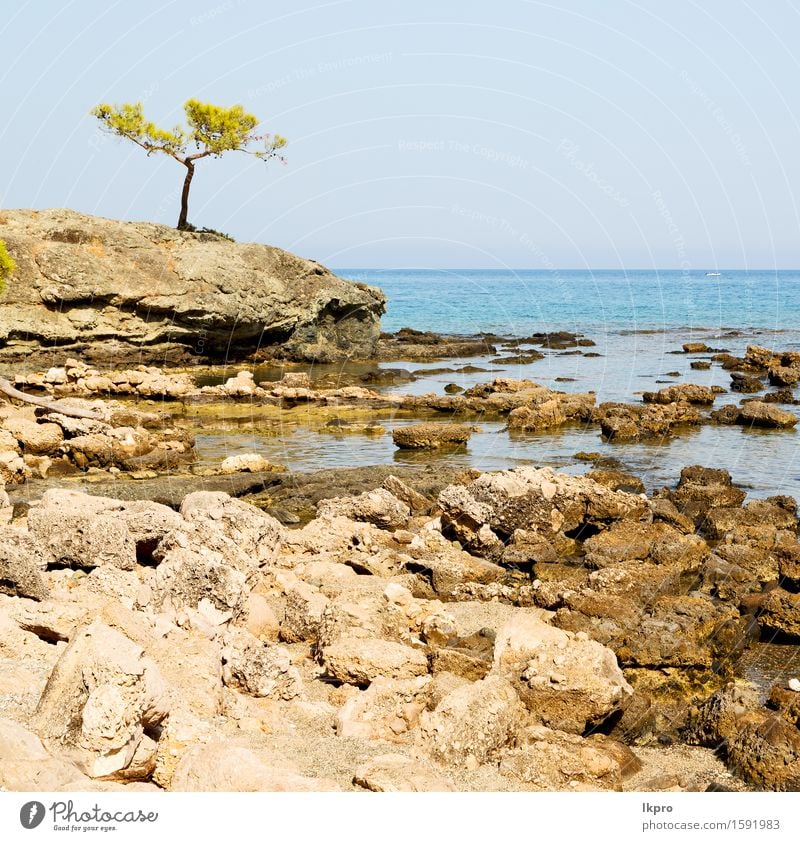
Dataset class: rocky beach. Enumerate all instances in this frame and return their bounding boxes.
[1,211,800,793]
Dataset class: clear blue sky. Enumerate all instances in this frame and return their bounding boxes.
[2,0,799,269]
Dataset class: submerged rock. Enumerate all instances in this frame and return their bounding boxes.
[392,423,475,449]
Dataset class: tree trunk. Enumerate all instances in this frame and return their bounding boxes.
[0,378,105,421]
[178,161,195,229]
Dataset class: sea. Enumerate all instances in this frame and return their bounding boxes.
[197,269,800,506]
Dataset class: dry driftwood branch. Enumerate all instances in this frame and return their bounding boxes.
[0,377,105,421]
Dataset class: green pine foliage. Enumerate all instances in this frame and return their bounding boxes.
[0,239,15,294]
[91,99,287,229]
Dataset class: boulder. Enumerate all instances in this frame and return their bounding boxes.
[757,589,800,639]
[0,532,49,600]
[727,712,800,791]
[685,682,761,749]
[499,727,639,790]
[438,466,648,551]
[383,474,433,513]
[768,366,800,387]
[492,613,632,733]
[321,638,429,686]
[34,621,169,780]
[221,628,301,700]
[392,423,474,449]
[3,418,64,455]
[670,467,746,525]
[583,521,708,569]
[419,675,525,767]
[0,208,385,364]
[594,401,702,441]
[336,676,431,740]
[400,528,507,594]
[177,492,284,567]
[316,488,410,530]
[737,401,798,429]
[26,490,137,571]
[642,384,716,405]
[280,582,330,643]
[154,546,249,612]
[220,453,279,473]
[730,372,763,393]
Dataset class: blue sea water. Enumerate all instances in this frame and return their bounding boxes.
[194,268,800,502]
[337,268,800,337]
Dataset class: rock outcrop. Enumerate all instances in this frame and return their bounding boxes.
[0,209,386,364]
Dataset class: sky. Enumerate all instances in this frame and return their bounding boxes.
[2,0,800,269]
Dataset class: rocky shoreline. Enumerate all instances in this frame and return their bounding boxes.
[2,216,800,792]
[1,335,800,792]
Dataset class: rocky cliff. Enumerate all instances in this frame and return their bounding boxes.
[0,209,386,365]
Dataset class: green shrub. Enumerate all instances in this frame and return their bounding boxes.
[0,239,15,294]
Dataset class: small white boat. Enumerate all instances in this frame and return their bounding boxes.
[705,272,721,277]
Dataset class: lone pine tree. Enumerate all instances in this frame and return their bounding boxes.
[92,99,287,230]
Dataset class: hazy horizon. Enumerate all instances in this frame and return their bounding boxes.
[3,1,800,269]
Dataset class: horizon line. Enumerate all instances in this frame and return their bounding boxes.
[332,266,800,272]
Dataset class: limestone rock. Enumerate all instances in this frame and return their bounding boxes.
[438,466,648,553]
[353,753,456,791]
[34,621,170,780]
[492,613,632,733]
[727,712,800,791]
[499,727,638,790]
[221,628,302,699]
[0,208,385,364]
[176,491,284,567]
[642,384,717,405]
[594,401,702,441]
[336,676,431,740]
[419,675,524,766]
[0,532,49,600]
[757,588,800,639]
[316,488,411,530]
[583,521,708,570]
[738,401,798,429]
[685,682,761,748]
[220,453,278,473]
[280,581,330,643]
[392,423,474,449]
[3,418,64,455]
[321,638,429,685]
[170,742,340,791]
[26,490,137,571]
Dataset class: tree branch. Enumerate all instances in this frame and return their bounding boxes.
[0,379,106,421]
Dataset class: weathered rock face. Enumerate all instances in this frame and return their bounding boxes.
[437,466,648,556]
[491,613,633,733]
[0,209,386,364]
[34,621,169,781]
